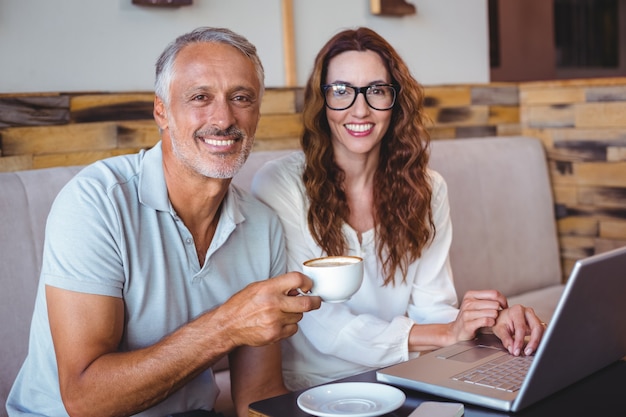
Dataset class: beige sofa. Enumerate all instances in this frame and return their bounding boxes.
[1,135,564,416]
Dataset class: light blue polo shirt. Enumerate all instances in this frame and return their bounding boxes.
[7,142,286,416]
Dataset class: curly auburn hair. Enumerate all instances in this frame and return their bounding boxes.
[301,27,435,286]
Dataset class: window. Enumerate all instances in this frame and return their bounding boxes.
[489,0,500,68]
[554,0,619,68]
[489,0,626,81]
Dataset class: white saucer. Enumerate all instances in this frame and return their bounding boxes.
[297,382,406,417]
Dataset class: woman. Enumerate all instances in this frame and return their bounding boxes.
[251,27,544,390]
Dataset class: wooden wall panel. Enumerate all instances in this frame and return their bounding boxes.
[0,154,32,172]
[600,220,626,239]
[423,86,471,107]
[521,77,626,279]
[575,102,626,128]
[256,114,302,140]
[520,87,586,105]
[3,79,626,283]
[33,148,144,170]
[0,95,70,128]
[2,123,119,156]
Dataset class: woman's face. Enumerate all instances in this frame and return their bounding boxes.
[324,50,393,158]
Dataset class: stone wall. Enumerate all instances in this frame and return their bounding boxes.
[520,78,626,275]
[2,79,626,278]
[0,88,304,171]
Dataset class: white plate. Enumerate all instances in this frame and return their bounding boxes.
[297,382,406,417]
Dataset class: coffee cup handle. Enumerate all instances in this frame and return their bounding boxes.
[296,288,315,296]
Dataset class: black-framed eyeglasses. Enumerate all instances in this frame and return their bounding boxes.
[322,83,397,111]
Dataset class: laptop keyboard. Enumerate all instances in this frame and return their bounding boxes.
[451,354,534,392]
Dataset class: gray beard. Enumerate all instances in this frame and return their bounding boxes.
[169,127,253,179]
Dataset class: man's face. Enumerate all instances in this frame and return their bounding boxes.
[155,42,262,179]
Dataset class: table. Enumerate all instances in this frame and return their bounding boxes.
[249,359,626,417]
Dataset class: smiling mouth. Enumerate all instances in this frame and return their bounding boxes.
[202,138,236,146]
[345,123,374,133]
[195,126,244,147]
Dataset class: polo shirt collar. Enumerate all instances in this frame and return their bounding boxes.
[138,141,170,212]
[137,141,245,226]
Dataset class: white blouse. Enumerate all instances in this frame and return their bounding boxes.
[251,151,460,390]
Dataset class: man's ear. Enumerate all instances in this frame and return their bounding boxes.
[153,96,168,130]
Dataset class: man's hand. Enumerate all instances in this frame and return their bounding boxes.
[214,272,322,348]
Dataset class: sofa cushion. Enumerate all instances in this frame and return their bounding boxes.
[0,136,565,415]
[507,285,565,322]
[237,137,564,321]
[0,166,83,410]
[429,136,564,321]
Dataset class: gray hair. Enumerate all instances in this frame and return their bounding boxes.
[154,27,265,106]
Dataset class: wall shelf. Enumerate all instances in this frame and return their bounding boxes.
[132,0,192,7]
[370,0,416,16]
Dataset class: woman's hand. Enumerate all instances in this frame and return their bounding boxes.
[409,290,545,355]
[492,304,546,356]
[447,290,508,343]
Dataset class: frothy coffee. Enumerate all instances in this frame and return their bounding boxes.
[301,255,364,302]
[304,256,360,268]
[310,262,352,267]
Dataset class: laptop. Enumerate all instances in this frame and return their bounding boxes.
[377,245,626,412]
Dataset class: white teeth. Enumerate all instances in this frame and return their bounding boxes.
[345,123,373,132]
[203,138,235,146]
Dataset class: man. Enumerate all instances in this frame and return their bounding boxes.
[6,27,320,417]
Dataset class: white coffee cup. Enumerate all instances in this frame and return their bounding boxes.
[300,255,364,303]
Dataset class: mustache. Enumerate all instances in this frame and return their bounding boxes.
[194,126,245,140]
